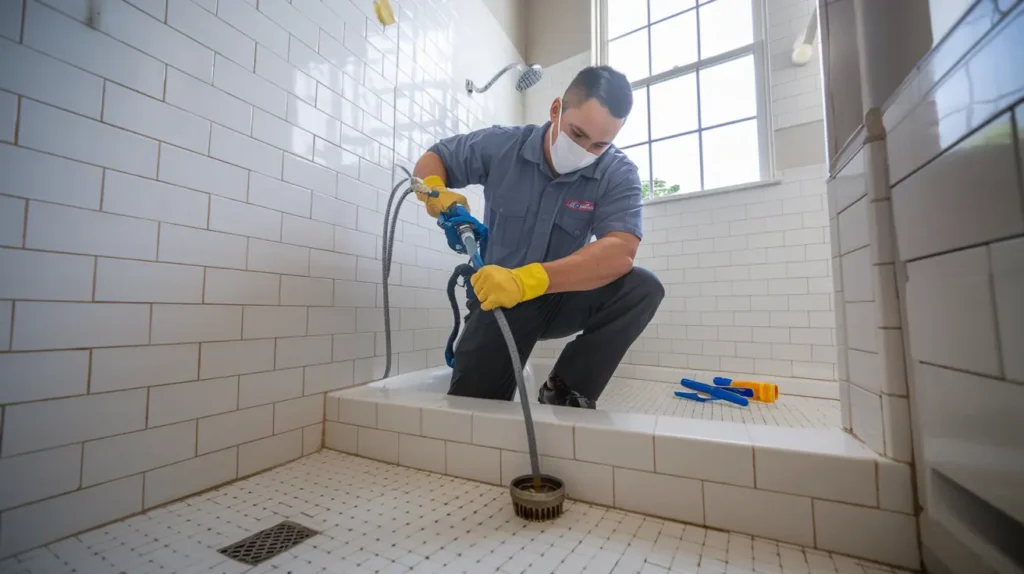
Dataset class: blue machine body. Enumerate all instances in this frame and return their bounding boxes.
[437,205,488,268]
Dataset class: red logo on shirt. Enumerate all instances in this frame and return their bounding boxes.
[565,200,595,212]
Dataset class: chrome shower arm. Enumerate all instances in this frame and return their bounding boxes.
[466,63,522,94]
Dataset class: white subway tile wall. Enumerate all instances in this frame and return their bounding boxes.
[766,0,824,131]
[0,0,522,556]
[534,164,834,380]
[827,138,918,461]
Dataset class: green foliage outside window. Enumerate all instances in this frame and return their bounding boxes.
[641,178,681,200]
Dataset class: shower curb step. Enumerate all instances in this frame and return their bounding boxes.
[325,372,919,570]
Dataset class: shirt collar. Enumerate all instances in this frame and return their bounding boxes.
[521,122,603,182]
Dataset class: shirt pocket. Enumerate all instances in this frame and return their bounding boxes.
[546,207,594,261]
[486,195,529,266]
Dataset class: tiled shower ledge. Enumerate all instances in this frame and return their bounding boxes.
[325,386,919,570]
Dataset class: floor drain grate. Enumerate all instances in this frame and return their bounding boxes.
[217,520,318,565]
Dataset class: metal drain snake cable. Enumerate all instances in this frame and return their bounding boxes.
[378,170,543,483]
[458,232,541,484]
[501,305,543,485]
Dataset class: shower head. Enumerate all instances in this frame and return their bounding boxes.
[792,5,818,65]
[515,65,543,92]
[466,63,544,94]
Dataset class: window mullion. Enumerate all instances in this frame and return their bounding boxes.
[640,114,758,147]
[752,0,774,181]
[695,1,704,191]
[629,43,756,90]
[644,0,654,195]
[594,0,609,65]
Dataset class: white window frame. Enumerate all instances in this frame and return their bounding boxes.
[593,0,775,197]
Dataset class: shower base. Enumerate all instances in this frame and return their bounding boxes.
[325,360,919,569]
[599,378,839,429]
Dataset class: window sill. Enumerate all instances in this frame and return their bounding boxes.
[642,178,782,206]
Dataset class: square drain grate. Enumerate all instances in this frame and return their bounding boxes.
[218,520,318,565]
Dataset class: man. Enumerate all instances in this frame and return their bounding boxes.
[412,66,663,408]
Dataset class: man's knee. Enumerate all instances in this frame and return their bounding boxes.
[626,267,665,304]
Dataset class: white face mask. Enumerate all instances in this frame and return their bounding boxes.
[549,100,603,174]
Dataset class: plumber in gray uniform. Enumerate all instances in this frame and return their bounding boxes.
[412,66,663,409]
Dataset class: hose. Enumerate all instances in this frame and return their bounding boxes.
[380,167,415,379]
[379,173,542,482]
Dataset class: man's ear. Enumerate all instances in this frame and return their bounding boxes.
[549,98,561,123]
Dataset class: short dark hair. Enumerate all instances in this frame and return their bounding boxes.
[563,66,633,119]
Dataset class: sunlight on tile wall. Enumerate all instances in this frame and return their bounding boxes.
[0,0,523,556]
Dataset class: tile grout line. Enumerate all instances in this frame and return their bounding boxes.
[984,244,1009,382]
[77,442,85,498]
[12,94,22,148]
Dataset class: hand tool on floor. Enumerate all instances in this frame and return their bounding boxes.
[713,377,779,403]
[379,166,565,522]
[676,378,750,407]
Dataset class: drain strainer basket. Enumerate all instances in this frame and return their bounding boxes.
[510,474,565,522]
[218,520,318,565]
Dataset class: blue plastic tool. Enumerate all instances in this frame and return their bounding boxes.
[711,378,754,396]
[437,204,488,268]
[676,378,750,407]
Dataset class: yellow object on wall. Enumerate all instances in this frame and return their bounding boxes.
[374,0,395,26]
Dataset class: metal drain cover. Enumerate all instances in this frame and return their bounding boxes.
[218,520,318,565]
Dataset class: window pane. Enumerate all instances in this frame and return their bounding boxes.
[650,11,697,76]
[649,73,697,140]
[616,88,649,148]
[702,119,760,189]
[623,144,652,196]
[651,133,701,196]
[608,0,648,39]
[609,29,650,84]
[699,54,756,127]
[649,0,696,23]
[699,0,753,59]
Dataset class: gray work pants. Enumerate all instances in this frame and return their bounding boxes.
[448,267,664,402]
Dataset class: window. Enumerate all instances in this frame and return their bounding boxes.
[596,0,771,199]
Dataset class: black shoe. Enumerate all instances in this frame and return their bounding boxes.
[537,375,596,409]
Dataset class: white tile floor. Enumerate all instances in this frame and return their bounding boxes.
[0,451,914,574]
[599,379,841,429]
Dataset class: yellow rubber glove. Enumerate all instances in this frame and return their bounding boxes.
[414,175,470,218]
[471,263,550,311]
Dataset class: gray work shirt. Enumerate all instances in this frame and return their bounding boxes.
[429,122,643,269]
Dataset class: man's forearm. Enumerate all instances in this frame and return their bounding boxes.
[541,232,640,293]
